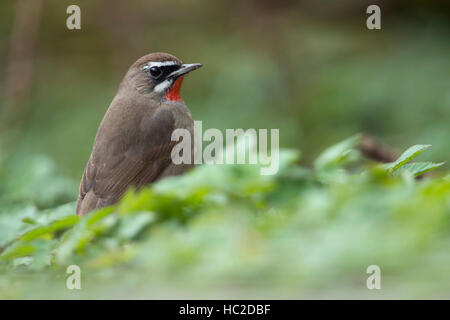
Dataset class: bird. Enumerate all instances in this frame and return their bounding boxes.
[76,52,202,215]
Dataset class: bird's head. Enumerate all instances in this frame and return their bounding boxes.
[123,52,202,102]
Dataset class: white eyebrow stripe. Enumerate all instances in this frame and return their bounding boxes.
[142,61,179,70]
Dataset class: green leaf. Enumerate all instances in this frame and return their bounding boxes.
[387,144,431,171]
[55,207,116,264]
[0,242,36,261]
[393,162,445,177]
[20,215,79,241]
[27,239,55,270]
[117,212,155,240]
[314,135,361,170]
[22,217,37,225]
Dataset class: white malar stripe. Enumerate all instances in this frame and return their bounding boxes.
[154,79,172,93]
[142,61,179,70]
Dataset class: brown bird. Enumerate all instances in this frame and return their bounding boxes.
[76,52,202,215]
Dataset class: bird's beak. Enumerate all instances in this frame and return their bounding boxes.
[168,63,203,79]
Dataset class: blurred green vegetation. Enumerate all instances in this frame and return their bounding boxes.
[0,137,448,299]
[0,0,449,299]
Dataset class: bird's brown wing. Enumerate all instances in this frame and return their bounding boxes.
[76,109,177,214]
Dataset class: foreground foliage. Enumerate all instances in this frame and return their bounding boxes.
[0,137,448,298]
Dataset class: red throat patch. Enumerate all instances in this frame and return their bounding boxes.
[164,76,184,102]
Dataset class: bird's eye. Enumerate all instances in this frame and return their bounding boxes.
[149,66,162,78]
